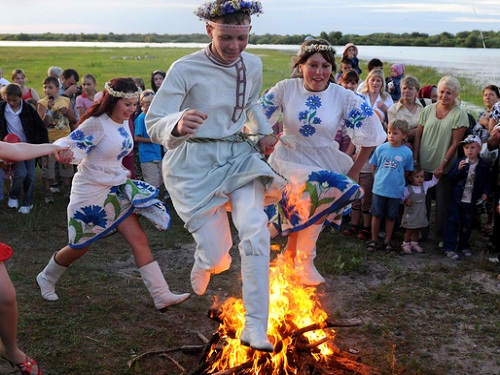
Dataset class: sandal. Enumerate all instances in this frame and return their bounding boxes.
[366,240,378,252]
[342,226,358,236]
[1,356,42,375]
[357,228,371,240]
[384,242,396,252]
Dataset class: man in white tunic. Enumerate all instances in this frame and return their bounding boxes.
[146,0,279,352]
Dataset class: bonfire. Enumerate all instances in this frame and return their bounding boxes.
[191,250,379,375]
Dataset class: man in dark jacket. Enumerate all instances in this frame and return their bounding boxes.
[0,83,48,213]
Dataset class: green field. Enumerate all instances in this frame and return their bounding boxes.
[0,45,485,110]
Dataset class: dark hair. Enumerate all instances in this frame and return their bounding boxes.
[367,58,383,72]
[340,70,359,84]
[150,70,166,93]
[340,56,354,66]
[4,83,22,98]
[483,84,500,98]
[43,75,60,88]
[292,38,337,82]
[61,68,79,82]
[78,77,138,125]
[134,77,146,91]
[408,165,424,184]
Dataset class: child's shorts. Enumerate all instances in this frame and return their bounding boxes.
[41,156,74,180]
[370,194,400,221]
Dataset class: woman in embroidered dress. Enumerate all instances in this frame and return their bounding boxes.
[1,141,70,375]
[146,0,279,352]
[36,78,190,312]
[259,38,386,286]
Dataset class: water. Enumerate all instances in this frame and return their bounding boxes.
[1,40,498,87]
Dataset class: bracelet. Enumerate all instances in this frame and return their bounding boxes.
[443,158,449,162]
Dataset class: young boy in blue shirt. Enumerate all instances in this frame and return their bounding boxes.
[368,119,414,251]
[134,90,164,191]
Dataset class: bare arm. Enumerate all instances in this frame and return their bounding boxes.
[412,124,424,162]
[348,146,374,182]
[434,127,467,176]
[0,142,71,162]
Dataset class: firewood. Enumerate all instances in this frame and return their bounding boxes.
[160,352,185,373]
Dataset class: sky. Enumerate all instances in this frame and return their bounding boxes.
[2,0,500,37]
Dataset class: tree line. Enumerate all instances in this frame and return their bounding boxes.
[2,30,500,48]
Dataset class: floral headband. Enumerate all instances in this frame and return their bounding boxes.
[195,0,263,22]
[208,21,252,30]
[302,44,336,54]
[104,82,142,99]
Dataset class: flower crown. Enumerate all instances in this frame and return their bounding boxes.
[195,0,263,21]
[302,44,336,54]
[104,82,142,99]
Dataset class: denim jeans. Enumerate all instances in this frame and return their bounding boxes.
[9,159,36,206]
[443,200,474,252]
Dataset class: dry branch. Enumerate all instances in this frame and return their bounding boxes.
[160,352,186,373]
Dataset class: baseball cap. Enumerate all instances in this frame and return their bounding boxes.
[460,134,481,146]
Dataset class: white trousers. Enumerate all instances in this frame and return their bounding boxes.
[192,179,270,273]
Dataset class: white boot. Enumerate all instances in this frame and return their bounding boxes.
[36,253,67,301]
[139,261,190,312]
[190,263,211,296]
[294,224,325,286]
[240,256,274,352]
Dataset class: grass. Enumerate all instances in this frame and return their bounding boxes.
[1,45,498,374]
[0,45,486,109]
[2,176,499,374]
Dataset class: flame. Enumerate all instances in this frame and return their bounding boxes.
[206,253,335,374]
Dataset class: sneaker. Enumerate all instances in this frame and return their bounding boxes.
[401,242,412,254]
[488,256,499,263]
[410,242,424,253]
[461,249,472,257]
[7,198,19,209]
[50,184,60,193]
[45,195,54,204]
[445,251,459,260]
[18,205,34,214]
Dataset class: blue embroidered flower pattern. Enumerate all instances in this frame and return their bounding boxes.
[136,181,157,194]
[74,205,107,228]
[344,98,374,129]
[298,95,322,137]
[259,93,279,119]
[117,126,132,160]
[309,170,349,192]
[70,130,95,153]
[305,95,321,110]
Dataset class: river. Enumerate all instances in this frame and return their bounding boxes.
[1,41,498,88]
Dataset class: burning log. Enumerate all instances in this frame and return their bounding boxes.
[190,254,378,375]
